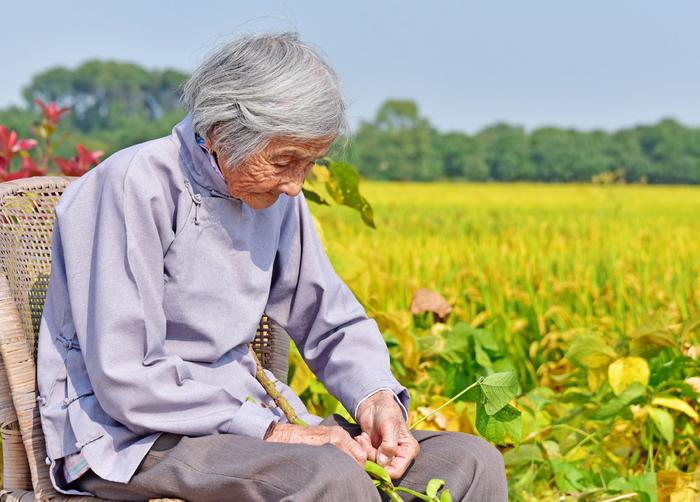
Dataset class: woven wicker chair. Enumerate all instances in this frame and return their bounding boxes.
[0,176,291,501]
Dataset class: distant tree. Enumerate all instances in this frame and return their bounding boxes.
[350,99,440,181]
[22,60,188,133]
[434,132,489,180]
[3,61,700,184]
[529,128,613,182]
[476,124,535,181]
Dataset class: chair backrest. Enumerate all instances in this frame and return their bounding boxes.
[0,176,290,498]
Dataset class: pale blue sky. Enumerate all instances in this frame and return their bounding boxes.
[6,0,699,133]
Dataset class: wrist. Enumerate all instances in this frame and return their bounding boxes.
[356,389,397,418]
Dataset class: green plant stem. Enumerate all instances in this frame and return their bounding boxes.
[248,345,308,426]
[249,346,442,501]
[409,377,484,430]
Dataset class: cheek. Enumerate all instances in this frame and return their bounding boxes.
[227,159,279,192]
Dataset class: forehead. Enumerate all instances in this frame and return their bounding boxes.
[264,136,335,156]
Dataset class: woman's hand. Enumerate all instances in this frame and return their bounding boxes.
[264,423,368,466]
[356,389,420,479]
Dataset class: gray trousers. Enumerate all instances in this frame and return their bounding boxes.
[69,414,508,501]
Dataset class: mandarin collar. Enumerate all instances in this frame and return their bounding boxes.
[172,112,230,196]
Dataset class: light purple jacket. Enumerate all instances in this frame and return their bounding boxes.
[36,113,410,495]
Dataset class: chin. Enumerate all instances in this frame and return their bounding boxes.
[244,193,279,210]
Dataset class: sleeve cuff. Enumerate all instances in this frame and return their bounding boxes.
[353,386,409,423]
[225,399,281,438]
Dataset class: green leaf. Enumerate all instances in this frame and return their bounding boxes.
[565,332,617,368]
[325,159,376,228]
[476,402,522,445]
[479,372,520,415]
[440,489,453,502]
[364,460,392,484]
[426,479,445,498]
[301,187,329,206]
[648,406,675,444]
[609,472,657,502]
[549,459,591,494]
[503,444,544,467]
[394,486,432,501]
[592,382,646,419]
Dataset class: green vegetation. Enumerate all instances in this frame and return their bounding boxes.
[3,60,699,499]
[291,182,700,501]
[2,60,699,183]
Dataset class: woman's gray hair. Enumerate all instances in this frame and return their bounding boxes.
[182,32,347,168]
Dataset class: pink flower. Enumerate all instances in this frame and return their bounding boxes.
[35,98,70,125]
[0,126,39,180]
[53,144,103,176]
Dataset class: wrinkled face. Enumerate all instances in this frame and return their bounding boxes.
[207,134,335,210]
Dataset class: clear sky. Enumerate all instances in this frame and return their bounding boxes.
[5,0,699,133]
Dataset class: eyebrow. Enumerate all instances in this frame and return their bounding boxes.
[272,148,326,161]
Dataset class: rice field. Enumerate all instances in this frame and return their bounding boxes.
[296,182,700,500]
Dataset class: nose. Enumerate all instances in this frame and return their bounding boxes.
[277,180,303,197]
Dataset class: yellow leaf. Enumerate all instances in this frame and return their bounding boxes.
[608,357,650,396]
[587,367,607,392]
[289,355,315,395]
[652,397,699,422]
[657,470,700,502]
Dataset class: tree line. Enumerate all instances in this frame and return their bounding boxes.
[2,60,699,184]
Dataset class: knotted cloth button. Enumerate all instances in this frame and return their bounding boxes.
[37,395,47,406]
[45,456,51,465]
[63,339,72,349]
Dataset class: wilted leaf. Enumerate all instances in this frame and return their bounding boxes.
[651,397,699,422]
[629,325,677,356]
[565,333,617,368]
[480,372,521,415]
[648,406,675,444]
[410,288,452,322]
[685,377,700,402]
[608,356,650,396]
[657,470,699,502]
[369,309,419,370]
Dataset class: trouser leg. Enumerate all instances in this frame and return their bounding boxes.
[71,430,382,502]
[322,413,509,502]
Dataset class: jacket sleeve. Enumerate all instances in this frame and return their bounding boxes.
[265,193,410,422]
[59,158,280,439]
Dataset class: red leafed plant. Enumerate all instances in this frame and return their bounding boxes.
[0,98,103,182]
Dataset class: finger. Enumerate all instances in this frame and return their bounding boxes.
[345,437,368,465]
[354,432,377,462]
[376,418,400,465]
[385,455,413,480]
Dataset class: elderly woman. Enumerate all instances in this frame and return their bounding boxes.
[36,33,507,501]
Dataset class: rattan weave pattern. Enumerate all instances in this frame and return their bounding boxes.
[0,176,291,501]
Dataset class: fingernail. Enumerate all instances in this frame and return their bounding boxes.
[376,453,390,466]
